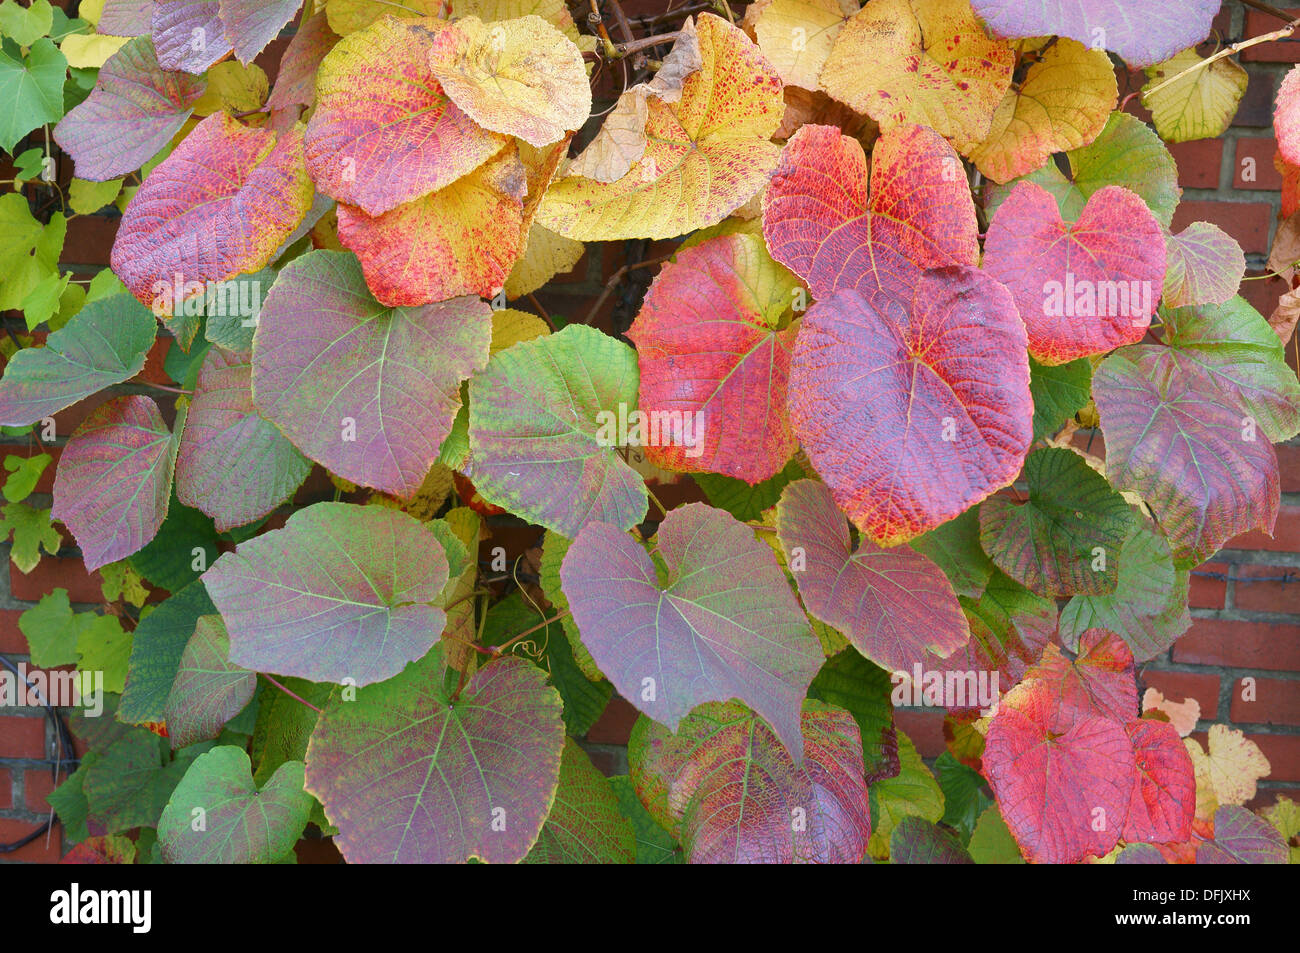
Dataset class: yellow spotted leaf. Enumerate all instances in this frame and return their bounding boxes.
[537,14,784,241]
[1186,724,1271,815]
[970,38,1117,184]
[504,222,583,297]
[751,0,857,90]
[337,145,527,306]
[452,0,581,42]
[427,15,590,147]
[1142,49,1248,143]
[819,0,1013,154]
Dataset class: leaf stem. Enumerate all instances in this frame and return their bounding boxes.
[262,673,323,714]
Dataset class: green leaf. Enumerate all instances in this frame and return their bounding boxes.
[538,529,603,682]
[0,500,59,572]
[0,36,66,155]
[0,195,64,311]
[251,677,332,787]
[1029,356,1092,442]
[608,775,682,864]
[2,451,49,502]
[67,176,123,214]
[83,731,186,833]
[47,749,99,844]
[158,746,313,863]
[692,458,805,522]
[909,506,996,600]
[524,740,635,864]
[868,730,943,861]
[75,612,131,694]
[19,589,88,667]
[128,492,221,592]
[20,270,69,330]
[203,268,271,353]
[936,751,991,843]
[118,580,216,725]
[164,615,257,750]
[0,0,54,47]
[967,804,1025,863]
[808,646,898,782]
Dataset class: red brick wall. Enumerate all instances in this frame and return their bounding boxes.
[2,1,1298,862]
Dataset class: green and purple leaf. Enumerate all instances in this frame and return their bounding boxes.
[163,615,257,750]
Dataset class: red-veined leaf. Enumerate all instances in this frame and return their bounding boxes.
[1122,718,1195,845]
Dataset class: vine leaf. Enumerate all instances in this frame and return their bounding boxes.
[561,502,823,760]
[747,0,855,90]
[1163,223,1246,309]
[219,0,305,65]
[252,250,491,498]
[158,747,313,863]
[627,233,801,484]
[970,37,1116,184]
[776,479,970,672]
[202,502,451,686]
[761,123,979,300]
[629,701,871,863]
[0,37,68,155]
[787,267,1032,545]
[266,9,338,111]
[51,395,177,571]
[1094,346,1280,566]
[969,0,1220,68]
[524,740,636,864]
[427,15,590,147]
[303,15,506,216]
[978,447,1135,597]
[176,347,311,532]
[1142,49,1248,143]
[1022,629,1138,723]
[152,0,234,74]
[819,0,1014,154]
[163,615,257,750]
[467,324,646,537]
[54,36,206,182]
[890,816,973,864]
[949,568,1056,694]
[120,580,217,726]
[982,182,1167,365]
[0,294,157,427]
[111,113,313,318]
[1196,805,1288,864]
[1122,719,1196,845]
[305,648,565,864]
[537,14,783,240]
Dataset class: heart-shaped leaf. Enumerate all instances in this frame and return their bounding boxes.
[982,182,1167,364]
[111,113,313,312]
[1023,629,1137,723]
[1122,718,1195,845]
[537,14,782,240]
[305,648,565,864]
[627,232,801,484]
[152,0,233,73]
[163,615,257,750]
[1094,346,1280,566]
[219,0,304,64]
[0,294,157,427]
[467,324,647,537]
[303,15,506,216]
[52,395,176,571]
[1143,50,1248,143]
[762,123,979,300]
[524,739,636,864]
[819,0,1013,153]
[158,746,313,863]
[176,347,311,532]
[629,701,871,863]
[54,36,206,181]
[1163,223,1246,309]
[561,502,823,760]
[776,479,969,672]
[978,447,1135,597]
[970,0,1220,68]
[202,502,451,686]
[1196,805,1288,864]
[252,250,491,497]
[788,266,1032,545]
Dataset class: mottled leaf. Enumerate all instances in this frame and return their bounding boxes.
[1122,718,1195,844]
[1142,49,1248,143]
[524,740,635,864]
[152,0,232,73]
[1163,223,1246,310]
[220,0,303,64]
[890,816,973,864]
[163,615,257,750]
[1197,805,1288,864]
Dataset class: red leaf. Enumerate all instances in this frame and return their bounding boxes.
[788,266,1032,545]
[627,233,800,483]
[982,182,1167,365]
[761,123,978,300]
[1122,718,1195,844]
[1023,628,1138,722]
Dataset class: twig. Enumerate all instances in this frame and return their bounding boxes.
[584,252,675,324]
[527,293,556,331]
[1143,15,1300,99]
[1238,0,1299,25]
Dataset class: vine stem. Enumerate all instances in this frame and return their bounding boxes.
[262,673,323,714]
[1143,13,1300,99]
[584,251,676,324]
[495,610,569,656]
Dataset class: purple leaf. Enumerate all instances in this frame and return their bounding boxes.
[163,614,256,749]
[1197,805,1288,864]
[152,0,233,74]
[219,0,303,64]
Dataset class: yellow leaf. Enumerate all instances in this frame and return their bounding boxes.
[1142,49,1248,143]
[192,61,270,117]
[1186,724,1271,817]
[79,0,106,27]
[370,462,455,519]
[68,177,124,214]
[750,0,857,90]
[819,0,1013,154]
[490,307,549,354]
[60,33,129,69]
[325,0,445,35]
[537,14,784,241]
[503,222,583,297]
[452,0,581,43]
[970,37,1117,184]
[439,504,483,672]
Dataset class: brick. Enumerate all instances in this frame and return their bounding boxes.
[0,766,9,809]
[894,709,945,758]
[1189,561,1228,609]
[1241,9,1300,62]
[585,695,637,745]
[1249,732,1300,782]
[1173,618,1300,671]
[1233,137,1285,190]
[1233,564,1300,612]
[1233,71,1276,127]
[1169,200,1274,256]
[1169,138,1222,189]
[1280,443,1300,493]
[1226,503,1300,553]
[0,609,26,655]
[21,766,59,812]
[0,715,45,759]
[1247,784,1300,810]
[1230,675,1300,725]
[0,817,61,863]
[1139,669,1220,720]
[8,557,103,604]
[61,214,118,268]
